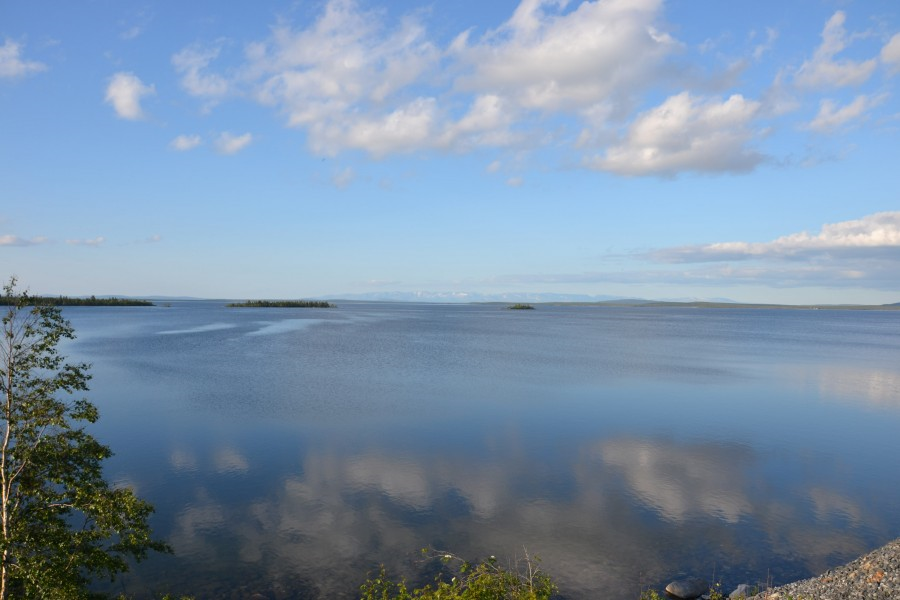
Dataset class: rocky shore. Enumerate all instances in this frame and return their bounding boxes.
[661,538,900,600]
[743,537,900,599]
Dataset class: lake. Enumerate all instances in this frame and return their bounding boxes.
[59,301,900,599]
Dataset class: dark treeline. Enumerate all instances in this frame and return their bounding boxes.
[0,295,154,307]
[227,300,335,308]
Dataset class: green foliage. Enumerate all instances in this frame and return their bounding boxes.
[360,550,557,600]
[0,278,170,599]
[226,300,335,308]
[507,304,535,310]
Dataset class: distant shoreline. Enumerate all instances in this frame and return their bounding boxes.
[537,300,900,311]
[18,296,899,311]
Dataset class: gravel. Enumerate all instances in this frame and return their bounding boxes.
[744,538,900,600]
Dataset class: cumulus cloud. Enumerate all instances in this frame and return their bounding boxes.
[240,0,439,156]
[454,0,677,112]
[174,0,683,160]
[794,12,877,89]
[214,131,253,154]
[0,39,46,78]
[653,212,900,263]
[170,134,203,151]
[104,72,155,120]
[590,92,763,176]
[338,97,437,157]
[804,94,887,132]
[164,2,890,176]
[0,234,48,246]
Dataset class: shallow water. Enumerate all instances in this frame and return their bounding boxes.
[60,302,900,599]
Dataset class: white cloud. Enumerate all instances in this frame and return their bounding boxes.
[163,2,891,176]
[882,33,900,74]
[439,94,519,150]
[0,39,46,78]
[172,44,230,98]
[590,92,763,176]
[240,0,438,155]
[804,94,887,133]
[653,212,900,263]
[214,132,253,155]
[0,234,48,246]
[795,12,877,89]
[170,134,203,151]
[66,237,105,247]
[454,0,676,112]
[104,72,155,120]
[184,0,681,161]
[326,97,437,157]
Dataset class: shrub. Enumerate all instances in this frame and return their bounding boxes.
[360,550,556,600]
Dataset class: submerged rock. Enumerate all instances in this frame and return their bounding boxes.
[665,576,709,599]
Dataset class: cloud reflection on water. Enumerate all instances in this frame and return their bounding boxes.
[781,364,900,409]
[598,438,754,524]
[144,431,882,599]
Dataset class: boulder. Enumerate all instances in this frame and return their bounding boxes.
[665,577,709,599]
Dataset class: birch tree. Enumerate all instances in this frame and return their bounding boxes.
[0,278,169,599]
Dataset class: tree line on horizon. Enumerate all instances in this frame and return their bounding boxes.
[0,295,154,307]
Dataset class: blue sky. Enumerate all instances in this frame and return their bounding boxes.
[2,0,899,303]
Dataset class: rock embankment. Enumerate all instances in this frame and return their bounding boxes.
[744,537,900,600]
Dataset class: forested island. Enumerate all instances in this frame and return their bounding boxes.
[0,295,154,306]
[227,300,335,308]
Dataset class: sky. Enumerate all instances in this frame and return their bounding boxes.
[2,0,899,304]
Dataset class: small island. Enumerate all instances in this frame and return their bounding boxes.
[507,303,535,310]
[0,295,154,307]
[226,300,335,308]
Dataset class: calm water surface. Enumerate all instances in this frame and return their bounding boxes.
[59,302,900,599]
